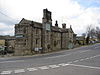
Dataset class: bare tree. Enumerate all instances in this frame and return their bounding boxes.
[85,25,100,43]
[90,28,96,39]
[86,25,95,37]
[85,25,96,44]
[85,25,92,44]
[95,27,100,41]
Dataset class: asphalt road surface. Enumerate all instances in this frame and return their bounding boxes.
[0,43,100,75]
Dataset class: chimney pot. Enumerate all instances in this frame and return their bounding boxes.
[62,23,66,29]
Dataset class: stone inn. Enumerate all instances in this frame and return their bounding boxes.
[14,9,76,55]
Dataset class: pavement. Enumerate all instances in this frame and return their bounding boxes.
[0,43,100,75]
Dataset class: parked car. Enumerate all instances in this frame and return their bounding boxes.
[0,50,7,55]
[0,46,8,55]
[7,50,14,54]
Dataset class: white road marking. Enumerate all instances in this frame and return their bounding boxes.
[73,54,100,62]
[94,55,100,57]
[0,60,25,63]
[45,54,71,59]
[87,55,100,60]
[73,60,79,62]
[90,57,94,59]
[95,46,100,49]
[58,63,69,66]
[45,50,91,59]
[85,58,90,60]
[93,55,98,58]
[27,68,38,71]
[49,65,60,68]
[1,53,100,74]
[1,55,100,75]
[69,64,100,69]
[0,70,12,75]
[80,59,85,61]
[38,66,49,70]
[14,69,25,73]
[79,50,91,53]
[67,62,73,64]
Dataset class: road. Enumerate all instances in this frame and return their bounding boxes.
[0,43,100,75]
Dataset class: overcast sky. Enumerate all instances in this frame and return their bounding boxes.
[0,0,100,35]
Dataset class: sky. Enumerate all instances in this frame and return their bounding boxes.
[0,0,100,36]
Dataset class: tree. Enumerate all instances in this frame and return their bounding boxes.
[95,27,100,41]
[85,25,100,43]
[86,25,96,38]
[86,35,89,45]
[82,25,100,44]
[85,25,93,44]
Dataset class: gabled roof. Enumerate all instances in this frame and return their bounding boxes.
[18,18,42,28]
[19,18,32,24]
[17,18,75,33]
[69,25,74,33]
[33,21,42,28]
[51,26,69,33]
[51,26,61,32]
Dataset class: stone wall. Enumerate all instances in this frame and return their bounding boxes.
[14,9,75,55]
[51,31,61,50]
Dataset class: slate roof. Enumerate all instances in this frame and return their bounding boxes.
[17,18,73,33]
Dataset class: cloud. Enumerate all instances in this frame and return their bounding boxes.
[0,23,14,35]
[0,0,100,36]
[0,7,19,25]
[0,13,16,25]
[74,0,100,7]
[69,7,100,35]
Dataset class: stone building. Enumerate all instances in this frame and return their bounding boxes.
[0,35,15,52]
[15,9,75,55]
[76,36,85,46]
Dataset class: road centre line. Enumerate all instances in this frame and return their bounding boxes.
[58,63,69,66]
[85,58,90,60]
[73,60,79,62]
[72,54,100,63]
[79,54,100,61]
[0,70,12,75]
[27,68,38,71]
[69,64,100,70]
[90,57,95,59]
[49,65,60,68]
[1,53,100,75]
[45,50,91,59]
[1,51,100,75]
[38,66,49,70]
[80,59,85,61]
[67,62,73,64]
[0,50,91,63]
[79,50,91,53]
[45,54,71,59]
[95,46,100,49]
[14,69,25,73]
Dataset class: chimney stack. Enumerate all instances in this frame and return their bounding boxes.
[62,23,66,29]
[55,20,58,27]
